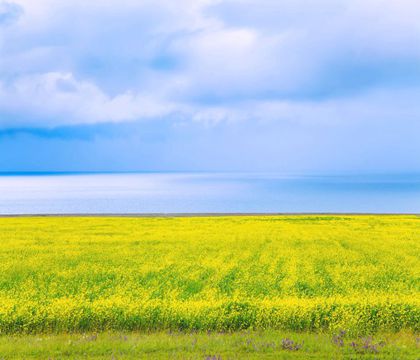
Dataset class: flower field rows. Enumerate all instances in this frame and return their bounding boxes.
[0,215,418,334]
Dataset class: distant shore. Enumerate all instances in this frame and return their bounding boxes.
[0,212,419,217]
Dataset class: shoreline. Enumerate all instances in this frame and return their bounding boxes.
[0,212,419,217]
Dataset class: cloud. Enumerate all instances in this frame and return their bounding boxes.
[0,72,177,127]
[0,1,23,26]
[204,0,420,97]
[0,0,419,131]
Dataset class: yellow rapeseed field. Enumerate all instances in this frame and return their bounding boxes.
[0,215,418,334]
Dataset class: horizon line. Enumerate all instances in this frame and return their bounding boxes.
[0,213,419,217]
[1,171,420,176]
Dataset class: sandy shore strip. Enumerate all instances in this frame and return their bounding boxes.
[0,212,419,217]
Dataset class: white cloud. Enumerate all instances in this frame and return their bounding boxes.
[0,72,177,127]
[187,86,420,128]
[0,0,419,129]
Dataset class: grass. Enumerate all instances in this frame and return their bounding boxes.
[0,330,418,359]
[0,215,418,358]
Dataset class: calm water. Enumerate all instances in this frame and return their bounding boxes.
[0,173,419,214]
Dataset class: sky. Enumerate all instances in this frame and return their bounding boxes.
[0,0,419,173]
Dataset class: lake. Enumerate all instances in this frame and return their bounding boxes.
[0,172,419,214]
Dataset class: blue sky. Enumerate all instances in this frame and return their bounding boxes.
[0,0,419,172]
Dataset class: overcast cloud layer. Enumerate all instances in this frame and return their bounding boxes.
[0,0,419,172]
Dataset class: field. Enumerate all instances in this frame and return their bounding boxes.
[0,215,419,358]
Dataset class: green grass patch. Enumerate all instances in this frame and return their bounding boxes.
[0,330,418,359]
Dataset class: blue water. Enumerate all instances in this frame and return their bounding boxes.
[0,173,419,214]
